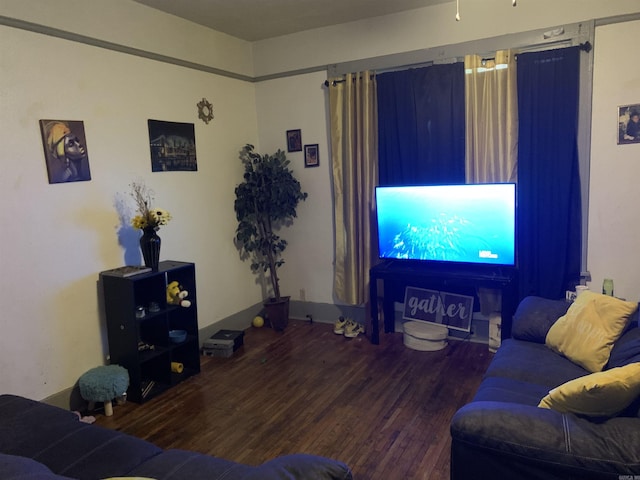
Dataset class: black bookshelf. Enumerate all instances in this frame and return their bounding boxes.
[100,261,200,403]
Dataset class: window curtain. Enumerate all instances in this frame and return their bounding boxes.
[465,50,518,315]
[516,46,582,300]
[328,71,378,305]
[464,50,518,184]
[377,63,466,186]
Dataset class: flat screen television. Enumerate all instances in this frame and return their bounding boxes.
[375,183,516,267]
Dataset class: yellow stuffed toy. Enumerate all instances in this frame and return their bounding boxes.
[166,281,191,308]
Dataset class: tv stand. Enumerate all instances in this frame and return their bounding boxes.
[368,261,518,345]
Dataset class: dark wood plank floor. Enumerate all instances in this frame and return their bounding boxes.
[95,320,492,479]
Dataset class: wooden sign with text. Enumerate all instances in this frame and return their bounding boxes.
[403,286,474,332]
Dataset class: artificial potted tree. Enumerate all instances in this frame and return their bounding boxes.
[234,144,308,330]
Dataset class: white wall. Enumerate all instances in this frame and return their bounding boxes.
[0,4,259,400]
[587,19,640,302]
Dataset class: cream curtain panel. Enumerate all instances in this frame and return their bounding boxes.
[328,71,378,305]
[465,50,518,315]
[464,50,518,184]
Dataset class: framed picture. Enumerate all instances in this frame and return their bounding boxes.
[617,104,640,144]
[304,144,319,167]
[286,129,302,152]
[39,119,92,184]
[148,119,197,172]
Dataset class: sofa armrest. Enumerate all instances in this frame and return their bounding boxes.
[451,401,640,476]
[511,296,570,343]
[130,450,353,480]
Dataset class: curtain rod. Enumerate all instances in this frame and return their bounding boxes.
[323,74,376,87]
[325,40,593,85]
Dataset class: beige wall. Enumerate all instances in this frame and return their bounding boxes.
[1,0,639,402]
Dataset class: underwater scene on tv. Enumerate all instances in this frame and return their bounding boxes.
[376,184,515,266]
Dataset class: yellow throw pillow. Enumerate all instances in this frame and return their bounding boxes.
[538,362,640,416]
[545,291,638,372]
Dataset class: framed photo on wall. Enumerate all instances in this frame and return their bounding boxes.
[286,129,302,152]
[39,119,92,184]
[148,119,197,171]
[618,104,640,144]
[304,144,319,167]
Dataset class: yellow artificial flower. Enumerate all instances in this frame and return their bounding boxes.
[129,182,171,230]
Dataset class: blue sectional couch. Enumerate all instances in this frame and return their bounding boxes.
[0,394,352,480]
[450,295,640,480]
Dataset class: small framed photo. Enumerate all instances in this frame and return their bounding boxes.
[286,129,302,152]
[304,144,319,168]
[618,104,640,144]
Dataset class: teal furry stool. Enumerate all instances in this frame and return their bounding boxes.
[79,365,129,416]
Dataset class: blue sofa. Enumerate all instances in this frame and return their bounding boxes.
[0,394,352,480]
[450,295,640,480]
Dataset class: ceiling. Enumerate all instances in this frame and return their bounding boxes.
[132,0,451,42]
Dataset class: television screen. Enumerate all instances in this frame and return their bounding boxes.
[375,183,516,267]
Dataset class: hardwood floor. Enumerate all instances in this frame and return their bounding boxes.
[94,320,492,479]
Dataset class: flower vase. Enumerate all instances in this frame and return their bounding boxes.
[140,227,161,271]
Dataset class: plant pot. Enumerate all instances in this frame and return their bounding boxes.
[263,296,290,331]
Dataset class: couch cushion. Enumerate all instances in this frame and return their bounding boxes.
[538,362,640,417]
[545,291,638,372]
[484,339,588,389]
[473,376,551,406]
[511,296,570,343]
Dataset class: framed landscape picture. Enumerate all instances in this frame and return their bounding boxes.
[148,119,197,171]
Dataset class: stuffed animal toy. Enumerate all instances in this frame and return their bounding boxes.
[166,280,191,308]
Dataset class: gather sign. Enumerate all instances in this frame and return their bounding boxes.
[403,286,474,332]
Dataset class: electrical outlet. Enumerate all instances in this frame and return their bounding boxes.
[565,290,577,302]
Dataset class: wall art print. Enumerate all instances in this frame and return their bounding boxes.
[148,119,197,172]
[286,129,302,152]
[304,144,319,167]
[618,104,640,144]
[39,119,92,184]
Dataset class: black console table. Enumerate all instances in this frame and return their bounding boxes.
[369,260,518,345]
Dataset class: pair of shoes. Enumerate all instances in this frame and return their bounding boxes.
[333,316,348,334]
[333,316,365,338]
[344,320,364,338]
